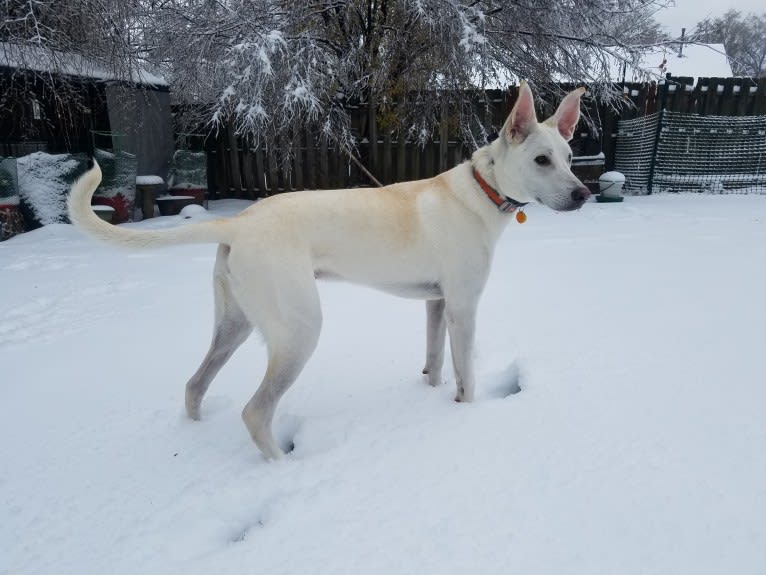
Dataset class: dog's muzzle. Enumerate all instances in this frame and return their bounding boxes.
[566,186,591,210]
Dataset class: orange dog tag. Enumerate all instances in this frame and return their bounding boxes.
[515,210,527,224]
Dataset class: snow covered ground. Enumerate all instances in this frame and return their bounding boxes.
[2,194,765,574]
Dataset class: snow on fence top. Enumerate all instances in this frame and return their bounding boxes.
[0,42,168,88]
[473,44,733,90]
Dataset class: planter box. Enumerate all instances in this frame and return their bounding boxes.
[170,187,205,206]
[156,195,196,216]
[572,153,605,195]
[92,204,115,223]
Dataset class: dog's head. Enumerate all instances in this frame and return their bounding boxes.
[491,82,590,211]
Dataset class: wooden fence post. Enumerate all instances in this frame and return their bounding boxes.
[267,140,279,193]
[293,131,304,191]
[396,130,407,183]
[226,125,243,197]
[215,135,228,197]
[368,95,378,177]
[254,147,266,196]
[240,139,256,200]
[305,128,316,189]
[412,142,420,181]
[382,129,392,184]
[319,136,329,189]
[755,78,766,115]
[439,97,449,173]
[719,78,737,116]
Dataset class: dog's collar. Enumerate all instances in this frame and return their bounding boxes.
[472,168,528,214]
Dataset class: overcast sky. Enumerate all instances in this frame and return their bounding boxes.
[657,0,765,35]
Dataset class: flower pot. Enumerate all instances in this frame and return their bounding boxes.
[598,171,626,199]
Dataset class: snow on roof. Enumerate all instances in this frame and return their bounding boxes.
[610,43,733,82]
[472,43,733,90]
[0,42,168,87]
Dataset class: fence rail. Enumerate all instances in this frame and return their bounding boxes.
[204,90,515,198]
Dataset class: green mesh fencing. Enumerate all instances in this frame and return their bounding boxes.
[615,112,766,194]
[0,157,19,204]
[168,150,207,189]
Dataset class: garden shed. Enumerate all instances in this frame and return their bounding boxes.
[0,42,174,178]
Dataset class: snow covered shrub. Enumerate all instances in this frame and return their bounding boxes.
[17,152,87,228]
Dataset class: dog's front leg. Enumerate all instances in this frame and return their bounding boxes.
[445,298,479,402]
[422,299,446,386]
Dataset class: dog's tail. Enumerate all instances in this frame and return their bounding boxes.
[68,159,234,249]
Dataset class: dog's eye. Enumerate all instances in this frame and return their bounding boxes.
[534,155,551,166]
[567,154,572,165]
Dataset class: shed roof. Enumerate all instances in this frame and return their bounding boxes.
[0,42,168,88]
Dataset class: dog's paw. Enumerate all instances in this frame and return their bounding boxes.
[422,367,444,387]
[453,384,475,403]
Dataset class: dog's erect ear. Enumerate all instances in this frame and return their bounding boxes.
[504,81,537,144]
[549,87,585,141]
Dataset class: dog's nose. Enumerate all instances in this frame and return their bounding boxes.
[571,187,591,203]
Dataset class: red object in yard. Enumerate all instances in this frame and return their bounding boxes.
[92,194,131,224]
[0,204,25,241]
[170,188,205,206]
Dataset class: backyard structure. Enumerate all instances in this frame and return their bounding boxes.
[0,43,180,236]
[0,42,174,178]
[614,74,766,194]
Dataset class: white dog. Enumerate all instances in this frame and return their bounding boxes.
[69,81,589,459]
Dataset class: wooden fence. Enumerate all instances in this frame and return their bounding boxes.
[203,89,513,199]
[204,76,766,198]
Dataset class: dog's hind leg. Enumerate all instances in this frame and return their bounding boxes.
[234,257,322,460]
[185,245,253,420]
[422,299,446,387]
